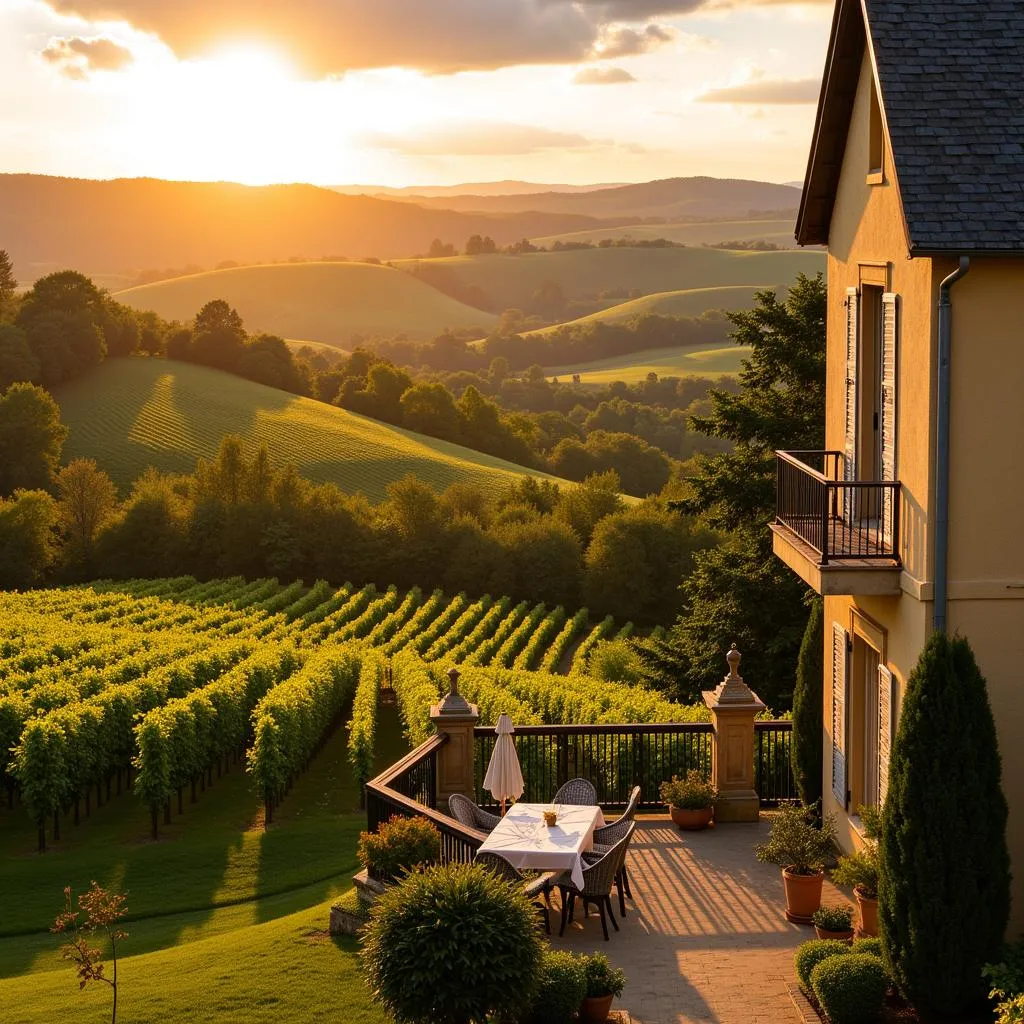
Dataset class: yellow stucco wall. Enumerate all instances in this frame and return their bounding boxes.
[816,53,1024,931]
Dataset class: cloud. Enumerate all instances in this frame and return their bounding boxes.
[696,76,820,103]
[593,23,675,59]
[573,65,636,85]
[41,35,133,78]
[44,1,685,76]
[365,122,597,156]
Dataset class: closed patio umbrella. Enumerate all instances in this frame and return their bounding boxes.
[483,713,524,815]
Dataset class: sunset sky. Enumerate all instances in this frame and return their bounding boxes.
[1,0,833,187]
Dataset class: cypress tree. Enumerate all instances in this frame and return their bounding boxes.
[791,598,823,807]
[879,632,1010,1016]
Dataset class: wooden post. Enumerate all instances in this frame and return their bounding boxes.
[429,668,479,810]
[703,645,765,823]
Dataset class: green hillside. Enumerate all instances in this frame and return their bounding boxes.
[525,285,767,336]
[114,262,496,345]
[547,343,750,384]
[54,359,564,500]
[531,218,798,248]
[395,246,823,312]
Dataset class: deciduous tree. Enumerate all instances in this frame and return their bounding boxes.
[0,382,68,494]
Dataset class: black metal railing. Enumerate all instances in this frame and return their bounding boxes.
[775,451,900,564]
[366,734,485,863]
[754,721,798,806]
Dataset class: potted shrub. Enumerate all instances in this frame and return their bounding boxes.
[832,805,879,937]
[580,953,626,1024]
[812,904,855,942]
[755,804,836,923]
[660,770,716,831]
[357,815,441,883]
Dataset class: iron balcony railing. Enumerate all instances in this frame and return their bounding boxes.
[775,450,901,565]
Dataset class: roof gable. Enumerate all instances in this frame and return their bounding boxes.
[797,0,1024,253]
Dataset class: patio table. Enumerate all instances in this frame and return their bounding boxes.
[477,802,605,889]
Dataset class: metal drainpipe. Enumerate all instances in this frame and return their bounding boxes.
[934,255,971,633]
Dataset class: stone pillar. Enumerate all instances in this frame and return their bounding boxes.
[429,667,479,809]
[703,644,765,823]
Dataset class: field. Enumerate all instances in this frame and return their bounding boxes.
[0,577,700,1021]
[114,262,496,345]
[525,285,767,337]
[530,217,799,249]
[546,343,751,384]
[54,359,566,499]
[395,246,824,313]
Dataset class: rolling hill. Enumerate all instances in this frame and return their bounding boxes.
[387,176,802,220]
[114,262,496,344]
[0,174,619,282]
[54,359,567,500]
[530,217,798,248]
[546,343,750,384]
[524,285,768,336]
[397,246,823,312]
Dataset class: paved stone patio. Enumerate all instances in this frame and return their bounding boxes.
[553,815,847,1024]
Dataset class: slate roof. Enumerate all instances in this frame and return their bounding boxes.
[798,0,1024,252]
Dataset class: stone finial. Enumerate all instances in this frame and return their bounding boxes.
[437,666,472,715]
[712,643,758,704]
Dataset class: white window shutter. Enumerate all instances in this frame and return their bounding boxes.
[877,664,893,806]
[832,623,848,807]
[843,288,859,523]
[880,293,899,548]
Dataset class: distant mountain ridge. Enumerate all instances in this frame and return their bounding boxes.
[0,174,618,280]
[330,180,629,197]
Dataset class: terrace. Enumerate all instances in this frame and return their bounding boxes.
[364,672,832,1024]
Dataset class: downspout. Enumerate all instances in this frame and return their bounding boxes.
[933,255,971,633]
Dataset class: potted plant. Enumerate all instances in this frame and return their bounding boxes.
[755,804,837,923]
[812,904,855,942]
[831,805,880,937]
[660,770,716,831]
[580,953,626,1024]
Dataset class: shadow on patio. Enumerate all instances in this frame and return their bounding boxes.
[553,815,846,1024]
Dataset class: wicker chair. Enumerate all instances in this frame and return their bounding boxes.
[557,822,635,941]
[552,778,597,806]
[475,851,552,934]
[586,784,641,914]
[448,793,501,833]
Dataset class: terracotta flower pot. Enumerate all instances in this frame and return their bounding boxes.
[855,886,879,937]
[670,805,713,831]
[814,925,855,942]
[782,867,824,924]
[580,994,615,1024]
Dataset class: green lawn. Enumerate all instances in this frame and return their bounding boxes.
[0,703,408,1022]
[115,261,496,345]
[55,359,569,499]
[546,343,750,384]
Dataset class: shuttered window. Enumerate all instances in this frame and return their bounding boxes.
[877,664,894,806]
[880,293,899,546]
[843,288,859,523]
[832,623,848,807]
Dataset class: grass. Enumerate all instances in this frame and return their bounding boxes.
[524,285,768,336]
[0,704,409,1022]
[395,245,824,311]
[546,343,750,383]
[530,217,800,249]
[114,261,496,345]
[55,358,569,499]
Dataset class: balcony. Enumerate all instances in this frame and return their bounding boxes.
[771,450,902,596]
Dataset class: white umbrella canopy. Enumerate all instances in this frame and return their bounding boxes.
[482,713,524,814]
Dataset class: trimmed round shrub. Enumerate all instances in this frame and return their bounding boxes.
[794,939,849,990]
[361,862,543,1024]
[850,937,882,959]
[526,949,588,1024]
[810,953,887,1024]
[357,815,440,881]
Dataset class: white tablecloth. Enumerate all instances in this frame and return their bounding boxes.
[477,802,606,889]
